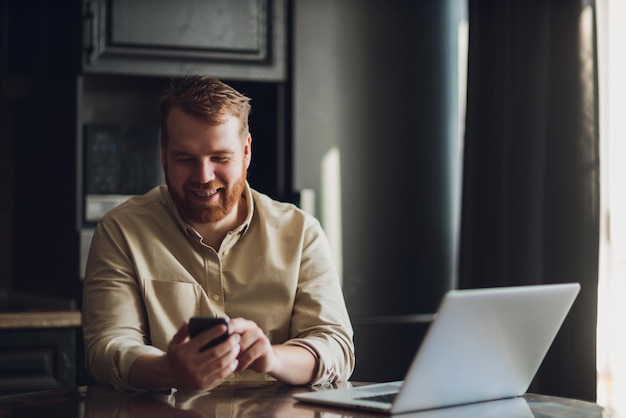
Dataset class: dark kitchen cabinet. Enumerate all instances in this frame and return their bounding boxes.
[0,293,82,395]
[0,327,78,395]
[82,0,286,81]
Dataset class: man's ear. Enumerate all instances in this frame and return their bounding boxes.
[244,134,252,168]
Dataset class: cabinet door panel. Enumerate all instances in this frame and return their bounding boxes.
[83,0,286,80]
[0,329,77,395]
[111,0,260,52]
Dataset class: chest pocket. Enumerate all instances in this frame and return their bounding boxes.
[143,279,201,350]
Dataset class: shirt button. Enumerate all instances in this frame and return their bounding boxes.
[228,373,237,380]
[212,294,220,302]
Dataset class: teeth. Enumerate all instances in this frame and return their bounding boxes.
[193,189,218,198]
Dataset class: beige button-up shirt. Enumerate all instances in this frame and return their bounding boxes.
[82,184,355,390]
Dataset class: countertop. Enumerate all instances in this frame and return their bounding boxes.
[0,290,81,329]
[0,311,81,329]
[0,384,617,418]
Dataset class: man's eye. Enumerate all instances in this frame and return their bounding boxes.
[213,157,230,162]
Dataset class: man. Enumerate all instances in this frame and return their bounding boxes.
[82,76,355,391]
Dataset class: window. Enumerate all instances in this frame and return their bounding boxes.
[596,0,626,413]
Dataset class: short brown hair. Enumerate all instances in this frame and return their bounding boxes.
[158,76,251,147]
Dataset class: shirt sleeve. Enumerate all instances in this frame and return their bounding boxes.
[82,218,162,391]
[284,216,356,384]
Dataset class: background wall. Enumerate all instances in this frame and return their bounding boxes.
[292,0,467,381]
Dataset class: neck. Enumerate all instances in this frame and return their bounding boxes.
[192,195,247,250]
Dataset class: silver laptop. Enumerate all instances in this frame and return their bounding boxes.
[294,283,580,415]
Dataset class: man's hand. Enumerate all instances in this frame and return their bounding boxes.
[128,321,241,390]
[228,318,277,374]
[165,321,242,389]
[228,318,318,385]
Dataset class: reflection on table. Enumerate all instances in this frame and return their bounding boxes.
[0,381,617,418]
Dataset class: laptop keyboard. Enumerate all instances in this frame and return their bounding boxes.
[356,392,398,404]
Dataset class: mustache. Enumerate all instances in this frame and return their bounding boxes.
[187,181,225,189]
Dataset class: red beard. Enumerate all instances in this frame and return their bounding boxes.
[166,167,247,224]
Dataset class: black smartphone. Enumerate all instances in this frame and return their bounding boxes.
[188,317,230,352]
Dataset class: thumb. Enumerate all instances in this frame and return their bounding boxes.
[171,321,190,345]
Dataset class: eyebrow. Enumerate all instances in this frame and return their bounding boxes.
[168,148,235,157]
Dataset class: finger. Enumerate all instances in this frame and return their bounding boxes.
[236,338,270,372]
[226,317,250,335]
[197,340,241,380]
[201,358,239,389]
[238,324,266,352]
[196,333,241,369]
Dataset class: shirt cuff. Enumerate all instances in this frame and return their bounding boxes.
[107,344,165,391]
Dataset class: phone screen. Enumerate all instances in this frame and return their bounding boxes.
[188,317,229,351]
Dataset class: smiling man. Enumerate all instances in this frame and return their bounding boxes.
[82,76,355,391]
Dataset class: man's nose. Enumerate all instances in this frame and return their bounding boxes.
[196,161,216,183]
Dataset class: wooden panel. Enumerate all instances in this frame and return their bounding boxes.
[83,0,286,80]
[110,0,261,52]
[0,329,77,395]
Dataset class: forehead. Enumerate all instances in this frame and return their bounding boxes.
[167,107,243,144]
[166,109,245,156]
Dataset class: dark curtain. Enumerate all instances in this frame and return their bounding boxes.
[460,0,599,402]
